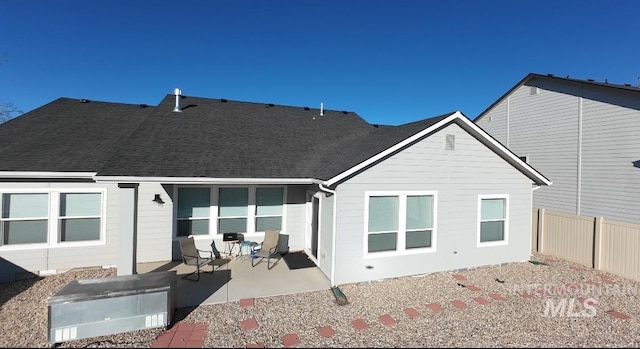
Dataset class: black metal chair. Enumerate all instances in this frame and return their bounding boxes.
[179,237,215,281]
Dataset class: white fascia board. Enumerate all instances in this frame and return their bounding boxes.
[93,176,322,185]
[0,171,97,179]
[325,111,552,187]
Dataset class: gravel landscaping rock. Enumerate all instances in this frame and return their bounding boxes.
[2,252,639,348]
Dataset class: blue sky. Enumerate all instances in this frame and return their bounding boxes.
[1,0,639,125]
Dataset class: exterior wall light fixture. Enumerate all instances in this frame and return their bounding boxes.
[153,194,165,205]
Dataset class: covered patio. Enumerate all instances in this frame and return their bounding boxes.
[136,252,332,308]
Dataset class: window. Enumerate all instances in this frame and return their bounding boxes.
[177,188,210,237]
[218,187,248,234]
[1,193,49,245]
[367,196,399,252]
[59,193,101,242]
[175,186,285,237]
[366,192,435,255]
[479,196,508,245]
[255,187,283,231]
[405,195,434,249]
[0,190,105,248]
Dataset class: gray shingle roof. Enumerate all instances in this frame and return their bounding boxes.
[0,94,453,181]
[97,94,451,180]
[0,98,153,172]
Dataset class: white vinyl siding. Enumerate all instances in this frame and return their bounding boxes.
[579,90,640,223]
[476,100,507,145]
[0,182,121,282]
[136,183,174,263]
[334,123,533,285]
[477,80,579,214]
[477,77,640,225]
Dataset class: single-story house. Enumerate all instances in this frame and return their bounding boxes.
[475,73,640,225]
[0,90,550,284]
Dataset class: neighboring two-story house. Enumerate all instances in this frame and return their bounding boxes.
[475,73,640,226]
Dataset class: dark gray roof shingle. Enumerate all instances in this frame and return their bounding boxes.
[0,98,153,172]
[0,94,454,181]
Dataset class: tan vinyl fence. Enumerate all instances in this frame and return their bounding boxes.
[532,208,640,281]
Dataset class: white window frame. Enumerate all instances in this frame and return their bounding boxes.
[477,194,509,247]
[0,188,107,251]
[174,185,286,240]
[364,190,437,259]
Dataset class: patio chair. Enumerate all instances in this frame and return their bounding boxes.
[179,237,215,281]
[251,230,282,270]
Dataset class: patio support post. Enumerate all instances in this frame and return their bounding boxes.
[117,183,139,276]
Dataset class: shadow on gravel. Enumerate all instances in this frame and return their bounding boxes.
[0,257,43,308]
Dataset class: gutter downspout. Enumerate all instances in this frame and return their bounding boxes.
[319,182,337,286]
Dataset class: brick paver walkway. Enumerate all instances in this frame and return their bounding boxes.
[151,322,207,348]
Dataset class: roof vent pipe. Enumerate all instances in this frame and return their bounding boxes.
[320,102,324,116]
[173,88,182,112]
